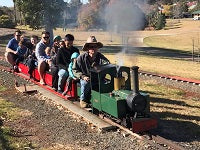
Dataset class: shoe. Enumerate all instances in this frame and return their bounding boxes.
[62,90,68,96]
[80,100,88,108]
[52,87,57,91]
[40,80,45,85]
[13,65,19,73]
[57,90,63,94]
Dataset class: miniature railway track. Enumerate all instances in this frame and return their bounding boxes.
[0,63,187,150]
[139,71,200,86]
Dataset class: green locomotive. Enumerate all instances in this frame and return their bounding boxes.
[78,64,157,132]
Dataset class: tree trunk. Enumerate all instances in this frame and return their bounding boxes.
[45,25,54,43]
[13,0,17,24]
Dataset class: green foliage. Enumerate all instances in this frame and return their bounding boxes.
[0,15,15,28]
[147,11,166,30]
[15,0,65,30]
[78,0,108,30]
[156,13,166,30]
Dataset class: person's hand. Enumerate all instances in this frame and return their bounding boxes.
[83,76,90,82]
[73,77,78,80]
[14,51,18,55]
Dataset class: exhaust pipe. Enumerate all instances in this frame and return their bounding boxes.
[131,66,139,94]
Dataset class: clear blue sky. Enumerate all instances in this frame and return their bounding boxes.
[0,0,88,7]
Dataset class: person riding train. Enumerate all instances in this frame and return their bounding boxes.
[35,31,52,85]
[62,52,80,96]
[5,29,23,71]
[56,34,79,93]
[75,36,110,108]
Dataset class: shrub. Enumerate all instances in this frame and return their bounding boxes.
[0,15,15,28]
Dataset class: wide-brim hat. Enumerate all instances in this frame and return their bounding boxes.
[82,36,103,51]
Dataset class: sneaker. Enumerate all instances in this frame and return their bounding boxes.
[80,100,88,108]
[40,80,45,85]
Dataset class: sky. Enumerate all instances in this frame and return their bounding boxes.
[0,0,88,7]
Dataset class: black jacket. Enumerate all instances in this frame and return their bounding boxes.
[56,46,79,70]
[76,52,110,79]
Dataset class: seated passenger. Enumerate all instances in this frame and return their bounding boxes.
[15,40,27,64]
[62,52,81,96]
[35,31,52,85]
[25,35,39,78]
[50,35,62,91]
[56,34,79,93]
[76,36,110,108]
[5,29,22,70]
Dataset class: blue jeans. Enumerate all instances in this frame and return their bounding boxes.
[80,79,91,102]
[58,69,68,92]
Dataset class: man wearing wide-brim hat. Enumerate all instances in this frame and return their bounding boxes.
[76,36,110,108]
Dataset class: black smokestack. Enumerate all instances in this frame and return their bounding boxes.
[131,66,139,93]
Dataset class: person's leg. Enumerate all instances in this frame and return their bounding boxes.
[58,69,68,92]
[5,52,16,66]
[80,79,91,108]
[62,77,72,96]
[27,58,35,78]
[51,66,59,90]
[38,61,46,84]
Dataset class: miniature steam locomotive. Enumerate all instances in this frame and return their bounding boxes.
[17,63,157,133]
[77,64,157,132]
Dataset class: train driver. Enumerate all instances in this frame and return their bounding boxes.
[76,36,110,108]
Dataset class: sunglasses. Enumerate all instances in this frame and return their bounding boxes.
[43,36,50,39]
[16,34,21,36]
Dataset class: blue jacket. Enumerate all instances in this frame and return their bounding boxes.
[68,52,80,79]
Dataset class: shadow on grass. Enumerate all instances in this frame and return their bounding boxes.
[149,96,200,142]
[150,97,200,109]
[151,118,200,142]
[81,45,193,60]
[0,34,13,42]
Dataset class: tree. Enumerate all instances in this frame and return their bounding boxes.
[78,0,108,30]
[0,15,15,28]
[162,5,173,18]
[173,2,188,18]
[155,13,166,29]
[147,10,166,30]
[15,0,65,39]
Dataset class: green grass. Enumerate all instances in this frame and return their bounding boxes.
[0,86,6,92]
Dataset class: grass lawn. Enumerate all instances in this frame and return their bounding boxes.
[105,54,200,80]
